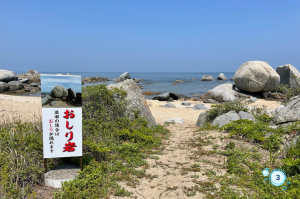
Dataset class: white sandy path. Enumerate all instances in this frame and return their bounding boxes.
[112,99,283,199]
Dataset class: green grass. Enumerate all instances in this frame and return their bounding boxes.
[194,100,300,198]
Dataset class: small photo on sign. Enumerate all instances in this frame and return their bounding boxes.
[41,74,82,108]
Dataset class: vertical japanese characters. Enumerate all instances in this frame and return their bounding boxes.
[49,119,54,153]
[63,109,77,152]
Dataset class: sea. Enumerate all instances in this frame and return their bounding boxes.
[14,72,235,99]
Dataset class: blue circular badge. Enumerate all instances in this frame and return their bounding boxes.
[262,168,270,176]
[269,169,286,186]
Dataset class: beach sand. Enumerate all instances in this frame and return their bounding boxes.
[0,94,42,124]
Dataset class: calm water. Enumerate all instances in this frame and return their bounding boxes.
[14,72,235,99]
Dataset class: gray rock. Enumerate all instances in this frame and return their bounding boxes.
[24,87,31,92]
[20,78,29,83]
[42,97,50,105]
[202,98,219,104]
[234,87,241,92]
[67,88,76,98]
[45,94,52,100]
[211,111,240,127]
[276,64,300,89]
[201,75,214,81]
[119,72,131,80]
[50,101,58,106]
[181,102,191,106]
[274,105,284,113]
[234,61,280,92]
[195,111,209,127]
[231,77,235,81]
[108,79,157,126]
[0,69,18,83]
[163,118,185,124]
[167,97,174,102]
[7,81,24,91]
[193,104,207,110]
[30,83,39,87]
[217,73,228,81]
[250,96,258,102]
[112,77,123,82]
[201,84,237,102]
[262,92,270,98]
[272,96,300,124]
[169,92,191,100]
[161,103,176,108]
[238,111,256,121]
[153,92,170,101]
[16,69,40,83]
[0,82,9,92]
[51,85,68,98]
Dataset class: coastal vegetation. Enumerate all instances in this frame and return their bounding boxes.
[0,84,169,198]
[194,101,300,198]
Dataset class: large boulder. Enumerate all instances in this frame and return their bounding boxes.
[201,83,249,103]
[8,81,24,91]
[108,79,156,126]
[272,96,300,124]
[276,64,300,89]
[201,75,214,81]
[0,82,9,92]
[234,61,280,92]
[0,69,18,83]
[211,111,240,127]
[195,111,209,127]
[217,73,228,81]
[51,85,68,98]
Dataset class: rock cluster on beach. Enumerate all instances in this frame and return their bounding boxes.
[42,85,81,106]
[198,61,300,103]
[196,110,256,127]
[81,76,109,84]
[0,69,41,94]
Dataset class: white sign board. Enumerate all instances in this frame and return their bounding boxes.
[41,74,82,158]
[42,108,82,158]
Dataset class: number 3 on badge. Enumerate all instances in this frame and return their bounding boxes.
[269,169,286,186]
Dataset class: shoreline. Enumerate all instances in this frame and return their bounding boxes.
[0,94,283,125]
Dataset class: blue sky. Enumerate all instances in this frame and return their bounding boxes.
[41,75,82,93]
[0,0,299,72]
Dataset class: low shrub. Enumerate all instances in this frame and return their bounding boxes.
[276,84,300,101]
[205,100,248,123]
[0,122,45,198]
